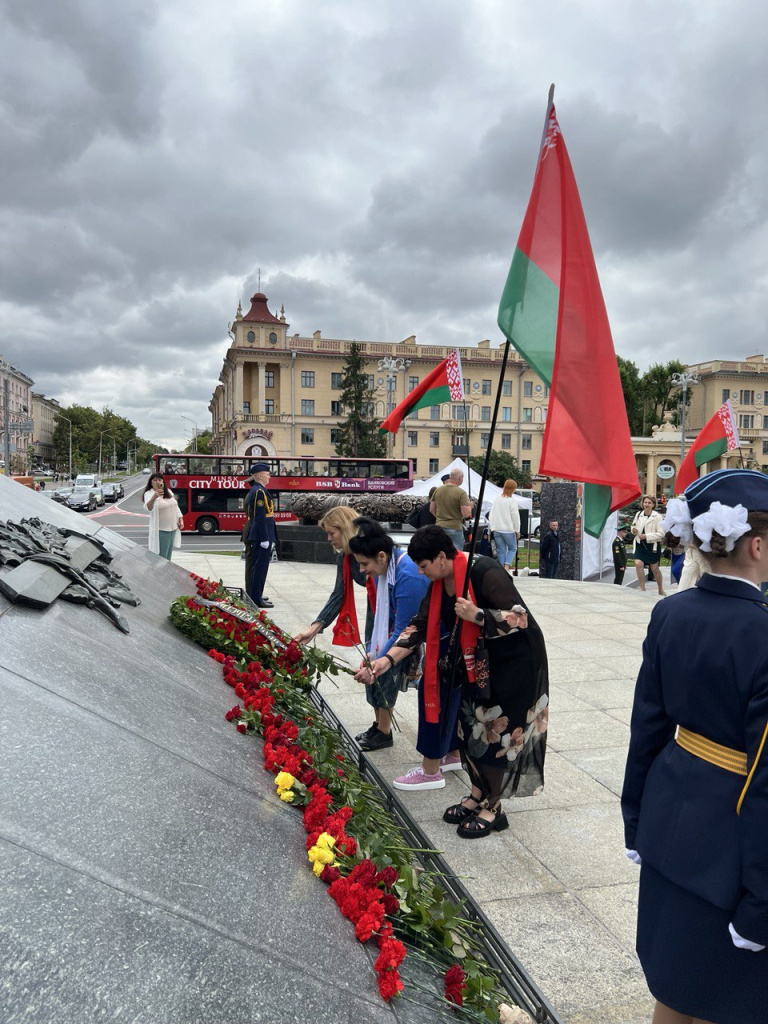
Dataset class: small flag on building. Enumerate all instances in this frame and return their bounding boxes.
[379,349,464,435]
[675,400,740,493]
[497,93,640,537]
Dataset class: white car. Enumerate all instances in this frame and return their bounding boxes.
[142,467,151,474]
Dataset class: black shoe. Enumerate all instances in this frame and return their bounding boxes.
[258,599,274,608]
[359,728,393,752]
[355,721,378,743]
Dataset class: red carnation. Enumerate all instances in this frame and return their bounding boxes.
[381,893,400,916]
[444,964,466,1006]
[376,866,399,890]
[377,970,404,1002]
[236,722,247,735]
[319,864,341,884]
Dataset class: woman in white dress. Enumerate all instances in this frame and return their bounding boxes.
[143,474,183,560]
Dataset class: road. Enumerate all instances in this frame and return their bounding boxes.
[84,473,244,553]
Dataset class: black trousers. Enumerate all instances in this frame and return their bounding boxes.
[614,566,625,585]
[249,543,272,604]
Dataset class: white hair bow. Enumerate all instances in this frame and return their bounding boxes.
[692,501,751,553]
[662,498,693,547]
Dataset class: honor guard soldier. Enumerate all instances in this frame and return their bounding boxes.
[612,524,629,585]
[245,462,276,608]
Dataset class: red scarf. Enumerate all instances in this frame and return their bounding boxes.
[331,555,362,647]
[424,552,482,724]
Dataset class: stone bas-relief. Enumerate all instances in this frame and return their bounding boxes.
[0,518,139,633]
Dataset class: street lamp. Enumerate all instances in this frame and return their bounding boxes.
[671,371,700,465]
[127,439,139,474]
[54,412,73,483]
[377,357,412,458]
[99,430,116,478]
[180,414,198,454]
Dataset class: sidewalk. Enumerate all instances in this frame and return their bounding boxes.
[175,550,666,1024]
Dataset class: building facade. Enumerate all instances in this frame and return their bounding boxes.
[210,293,550,478]
[0,356,35,472]
[31,393,62,467]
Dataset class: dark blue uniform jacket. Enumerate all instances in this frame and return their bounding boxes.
[622,574,768,944]
[246,483,277,545]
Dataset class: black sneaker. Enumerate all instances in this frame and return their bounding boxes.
[355,721,378,743]
[359,728,393,752]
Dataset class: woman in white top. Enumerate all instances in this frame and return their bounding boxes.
[631,495,666,595]
[489,479,522,571]
[143,474,183,560]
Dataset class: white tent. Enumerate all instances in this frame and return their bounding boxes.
[402,458,532,515]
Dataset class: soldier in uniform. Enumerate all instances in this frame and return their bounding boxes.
[612,524,628,585]
[245,461,276,609]
[622,469,768,1024]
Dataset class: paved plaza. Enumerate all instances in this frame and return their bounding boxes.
[176,549,673,1024]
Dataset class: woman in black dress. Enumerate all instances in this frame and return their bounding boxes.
[367,526,548,837]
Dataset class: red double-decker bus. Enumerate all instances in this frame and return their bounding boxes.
[152,454,413,534]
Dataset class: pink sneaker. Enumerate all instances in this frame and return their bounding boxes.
[392,766,445,791]
[440,753,463,773]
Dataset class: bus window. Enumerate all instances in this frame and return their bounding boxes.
[220,459,246,476]
[174,490,189,514]
[394,461,410,479]
[160,457,188,474]
[189,457,220,475]
[193,490,245,512]
[368,463,390,478]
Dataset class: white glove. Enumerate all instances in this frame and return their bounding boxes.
[729,923,766,952]
[260,541,270,549]
[625,849,642,865]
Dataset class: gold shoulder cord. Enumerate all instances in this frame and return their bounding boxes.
[737,719,768,816]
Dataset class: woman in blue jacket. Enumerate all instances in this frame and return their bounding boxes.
[622,470,768,1024]
[350,517,429,752]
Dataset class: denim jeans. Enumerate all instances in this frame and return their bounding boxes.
[494,531,518,567]
[443,528,465,552]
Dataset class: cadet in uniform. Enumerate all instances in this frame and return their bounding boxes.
[622,469,768,1024]
[245,461,276,609]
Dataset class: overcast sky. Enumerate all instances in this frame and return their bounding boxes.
[2,0,766,449]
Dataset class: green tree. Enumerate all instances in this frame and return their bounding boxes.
[640,360,689,432]
[617,356,644,436]
[334,342,387,458]
[467,450,532,488]
[184,429,212,455]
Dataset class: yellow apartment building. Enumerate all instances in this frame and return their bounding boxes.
[209,293,551,479]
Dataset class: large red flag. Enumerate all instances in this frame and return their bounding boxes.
[498,97,640,536]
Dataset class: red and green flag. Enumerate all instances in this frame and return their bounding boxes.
[675,400,740,493]
[379,349,464,435]
[498,96,640,537]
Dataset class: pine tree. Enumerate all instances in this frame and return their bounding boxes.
[334,343,387,457]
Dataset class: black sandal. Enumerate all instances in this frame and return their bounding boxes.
[442,796,481,824]
[456,804,509,839]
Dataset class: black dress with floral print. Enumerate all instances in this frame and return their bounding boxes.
[395,555,548,804]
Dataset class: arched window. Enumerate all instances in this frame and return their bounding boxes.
[247,331,255,343]
[269,332,277,344]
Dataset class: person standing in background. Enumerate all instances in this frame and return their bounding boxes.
[242,465,259,592]
[539,520,561,579]
[430,468,471,552]
[613,525,629,585]
[489,479,521,571]
[246,462,276,609]
[143,473,183,560]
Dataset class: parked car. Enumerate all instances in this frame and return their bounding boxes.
[66,488,98,512]
[52,487,73,504]
[116,462,128,471]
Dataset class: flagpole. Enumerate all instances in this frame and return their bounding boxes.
[538,84,556,155]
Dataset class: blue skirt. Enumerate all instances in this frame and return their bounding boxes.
[637,863,768,1023]
[416,671,461,759]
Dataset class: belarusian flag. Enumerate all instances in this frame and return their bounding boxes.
[498,94,640,537]
[379,349,464,434]
[675,400,740,493]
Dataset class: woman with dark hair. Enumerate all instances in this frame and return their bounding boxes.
[350,517,429,752]
[622,470,768,1024]
[365,525,549,834]
[631,495,666,595]
[143,473,183,560]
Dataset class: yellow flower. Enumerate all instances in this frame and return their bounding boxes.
[279,790,295,803]
[274,771,296,794]
[308,832,338,876]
